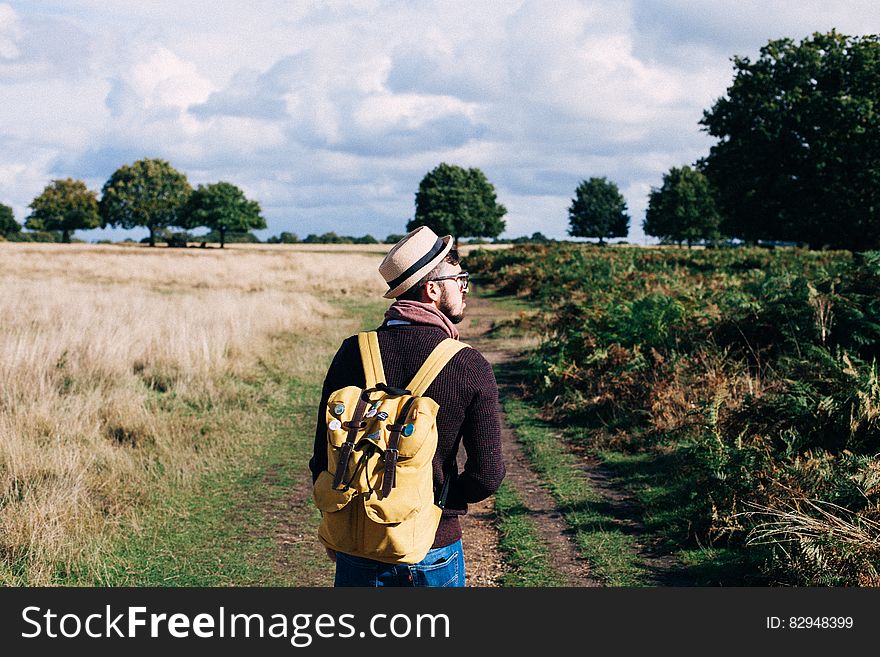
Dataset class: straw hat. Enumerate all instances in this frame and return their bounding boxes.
[379,226,453,299]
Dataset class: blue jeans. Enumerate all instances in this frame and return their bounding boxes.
[334,540,466,587]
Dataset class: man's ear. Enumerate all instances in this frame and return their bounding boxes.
[423,280,442,303]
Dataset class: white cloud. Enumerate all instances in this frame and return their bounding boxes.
[352,94,480,135]
[0,143,61,220]
[128,47,216,110]
[0,3,21,59]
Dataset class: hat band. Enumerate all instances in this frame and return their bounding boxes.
[387,237,446,290]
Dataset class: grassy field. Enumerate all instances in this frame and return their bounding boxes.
[0,243,388,585]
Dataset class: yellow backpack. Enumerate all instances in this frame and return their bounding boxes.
[312,331,469,564]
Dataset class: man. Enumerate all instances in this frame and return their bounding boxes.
[309,226,505,587]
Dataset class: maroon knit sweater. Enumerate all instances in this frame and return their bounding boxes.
[309,322,505,549]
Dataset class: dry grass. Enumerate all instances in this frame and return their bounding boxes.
[742,499,880,585]
[0,243,386,584]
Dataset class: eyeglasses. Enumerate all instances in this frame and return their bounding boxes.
[428,271,469,293]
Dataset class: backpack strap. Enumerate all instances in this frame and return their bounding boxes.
[358,332,386,389]
[380,339,470,499]
[406,338,470,396]
[410,339,470,508]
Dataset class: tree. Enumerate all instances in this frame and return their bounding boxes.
[568,177,630,245]
[267,231,299,244]
[25,179,100,243]
[180,181,265,248]
[0,203,20,237]
[304,232,350,244]
[100,159,191,247]
[200,229,261,244]
[510,232,552,244]
[643,166,722,247]
[407,163,506,246]
[700,31,880,250]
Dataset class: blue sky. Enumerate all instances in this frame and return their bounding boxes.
[1,1,878,243]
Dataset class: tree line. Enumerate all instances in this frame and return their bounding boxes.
[0,159,265,247]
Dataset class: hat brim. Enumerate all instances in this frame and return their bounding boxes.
[383,234,454,299]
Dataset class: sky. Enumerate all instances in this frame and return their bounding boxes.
[1,1,878,244]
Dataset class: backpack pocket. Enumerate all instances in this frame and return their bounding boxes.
[362,468,434,524]
[312,470,357,512]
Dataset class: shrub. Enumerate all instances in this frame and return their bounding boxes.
[466,243,879,583]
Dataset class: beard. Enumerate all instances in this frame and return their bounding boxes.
[439,288,465,324]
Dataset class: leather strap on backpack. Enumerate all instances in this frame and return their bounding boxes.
[381,396,418,497]
[331,396,369,490]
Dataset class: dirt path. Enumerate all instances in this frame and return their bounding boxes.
[458,295,599,587]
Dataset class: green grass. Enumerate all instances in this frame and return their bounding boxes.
[87,376,320,586]
[61,297,388,586]
[493,483,563,587]
[500,391,649,586]
[594,447,769,585]
[469,284,539,342]
[470,285,535,314]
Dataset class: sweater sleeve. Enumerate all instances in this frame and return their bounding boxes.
[448,353,505,504]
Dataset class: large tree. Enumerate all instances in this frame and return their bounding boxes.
[407,163,506,246]
[643,166,722,247]
[700,31,880,250]
[100,158,191,247]
[0,203,20,237]
[25,178,100,243]
[568,177,629,245]
[181,182,266,248]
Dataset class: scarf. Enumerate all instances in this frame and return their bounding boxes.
[383,300,460,340]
